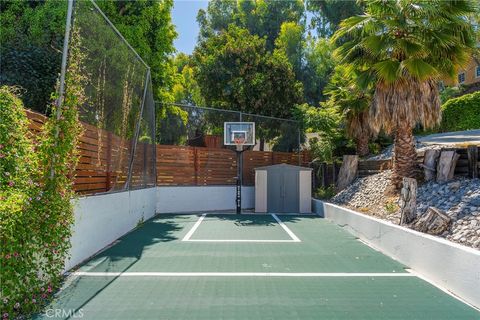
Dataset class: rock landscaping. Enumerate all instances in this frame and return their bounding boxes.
[368,140,453,161]
[330,170,480,250]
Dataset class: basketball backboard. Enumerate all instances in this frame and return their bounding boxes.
[224,122,255,146]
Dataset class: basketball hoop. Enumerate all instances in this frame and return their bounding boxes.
[234,136,245,152]
[223,122,255,214]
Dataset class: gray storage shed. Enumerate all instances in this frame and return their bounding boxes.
[254,164,312,213]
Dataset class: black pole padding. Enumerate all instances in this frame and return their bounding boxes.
[236,150,242,214]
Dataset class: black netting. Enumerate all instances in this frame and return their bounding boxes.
[129,74,156,189]
[156,103,241,186]
[241,113,302,154]
[155,103,304,187]
[72,0,155,193]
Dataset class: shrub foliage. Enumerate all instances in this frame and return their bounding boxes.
[440,91,480,132]
[0,27,84,320]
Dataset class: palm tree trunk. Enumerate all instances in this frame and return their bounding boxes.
[392,122,418,188]
[356,136,369,157]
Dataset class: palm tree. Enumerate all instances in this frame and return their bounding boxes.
[333,0,477,188]
[325,64,375,157]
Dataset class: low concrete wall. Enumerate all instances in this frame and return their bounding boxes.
[66,188,156,270]
[156,186,254,213]
[313,199,480,309]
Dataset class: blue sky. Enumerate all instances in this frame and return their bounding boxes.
[172,0,209,54]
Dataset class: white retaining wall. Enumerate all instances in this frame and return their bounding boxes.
[66,186,254,271]
[156,186,254,213]
[313,199,480,309]
[66,188,156,271]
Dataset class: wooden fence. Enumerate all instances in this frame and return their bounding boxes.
[314,159,393,188]
[26,109,310,194]
[26,110,134,194]
[156,146,309,187]
[315,147,479,188]
[417,147,480,178]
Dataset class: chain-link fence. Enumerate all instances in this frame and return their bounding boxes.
[8,0,305,195]
[65,0,156,194]
[156,103,308,187]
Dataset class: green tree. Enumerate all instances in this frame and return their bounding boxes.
[197,1,335,106]
[95,0,177,99]
[333,0,477,188]
[193,26,303,149]
[0,0,176,113]
[324,64,375,157]
[297,102,342,163]
[274,22,336,105]
[197,0,237,41]
[172,53,205,106]
[275,22,304,78]
[0,0,67,112]
[306,0,362,37]
[197,0,305,51]
[194,26,302,118]
[301,36,335,104]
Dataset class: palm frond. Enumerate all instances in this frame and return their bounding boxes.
[402,58,437,81]
[373,60,401,83]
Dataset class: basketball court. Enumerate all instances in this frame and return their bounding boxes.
[35,213,479,319]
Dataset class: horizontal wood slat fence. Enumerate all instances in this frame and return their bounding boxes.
[156,146,310,187]
[26,110,310,195]
[315,147,479,188]
[26,110,133,195]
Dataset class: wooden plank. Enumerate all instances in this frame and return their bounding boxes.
[467,145,478,178]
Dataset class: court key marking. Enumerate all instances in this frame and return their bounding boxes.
[181,213,301,243]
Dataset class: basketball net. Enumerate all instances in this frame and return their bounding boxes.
[234,136,245,152]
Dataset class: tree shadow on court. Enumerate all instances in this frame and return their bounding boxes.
[33,215,188,320]
[205,213,320,227]
[206,213,276,227]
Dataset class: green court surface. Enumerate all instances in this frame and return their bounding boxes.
[35,214,479,319]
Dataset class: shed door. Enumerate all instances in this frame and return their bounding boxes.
[283,170,299,213]
[267,170,299,213]
[267,169,283,213]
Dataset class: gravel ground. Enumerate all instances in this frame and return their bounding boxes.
[330,170,480,250]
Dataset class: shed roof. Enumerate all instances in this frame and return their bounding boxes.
[254,163,312,171]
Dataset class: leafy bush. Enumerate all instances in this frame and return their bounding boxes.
[0,26,84,319]
[314,185,336,200]
[439,85,462,104]
[440,91,480,132]
[0,86,45,317]
[308,136,336,163]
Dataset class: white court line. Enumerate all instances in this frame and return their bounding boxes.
[271,214,301,242]
[72,272,415,277]
[185,239,299,243]
[182,213,207,241]
[181,213,301,242]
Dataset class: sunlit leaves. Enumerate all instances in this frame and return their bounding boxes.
[402,58,437,81]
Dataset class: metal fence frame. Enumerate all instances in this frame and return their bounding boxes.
[157,102,303,165]
[56,0,156,193]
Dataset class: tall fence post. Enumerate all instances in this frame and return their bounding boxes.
[320,162,327,187]
[298,127,301,166]
[106,131,112,191]
[332,161,338,186]
[467,145,478,179]
[125,69,150,190]
[194,147,199,185]
[51,0,74,178]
